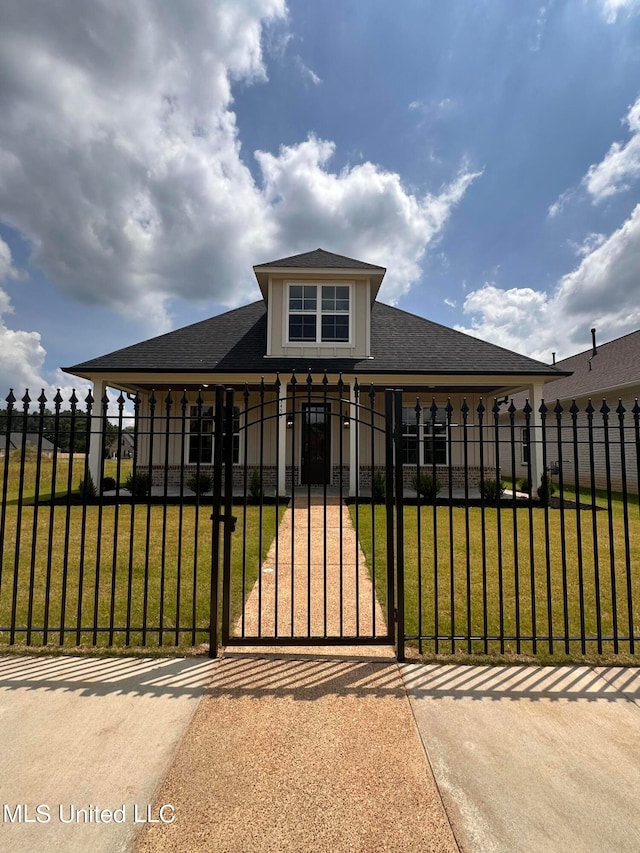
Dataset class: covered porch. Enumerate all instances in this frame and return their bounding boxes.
[84,370,550,499]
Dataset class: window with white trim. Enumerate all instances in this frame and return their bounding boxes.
[189,405,239,464]
[288,284,350,343]
[399,406,448,466]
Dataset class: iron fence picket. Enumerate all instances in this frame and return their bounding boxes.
[618,401,634,654]
[570,401,586,654]
[539,401,553,654]
[586,400,603,653]
[443,398,454,654]
[524,400,537,654]
[601,400,619,653]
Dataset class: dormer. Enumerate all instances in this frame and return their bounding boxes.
[253,248,386,359]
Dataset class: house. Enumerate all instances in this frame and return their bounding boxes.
[0,432,56,458]
[536,329,640,494]
[63,249,566,494]
[107,431,134,459]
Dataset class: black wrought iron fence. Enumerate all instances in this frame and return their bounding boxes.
[394,396,640,660]
[0,387,220,651]
[1,383,639,662]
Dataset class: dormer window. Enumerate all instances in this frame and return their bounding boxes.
[287,283,351,344]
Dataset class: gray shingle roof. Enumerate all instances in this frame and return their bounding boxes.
[64,301,565,379]
[5,433,56,452]
[542,329,640,400]
[254,248,385,271]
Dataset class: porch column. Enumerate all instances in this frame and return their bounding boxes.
[528,381,545,494]
[88,377,107,489]
[278,381,287,494]
[349,383,357,496]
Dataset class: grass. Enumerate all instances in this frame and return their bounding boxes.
[0,449,133,503]
[352,494,640,664]
[0,501,284,651]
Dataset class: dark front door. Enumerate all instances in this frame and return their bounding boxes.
[301,403,331,484]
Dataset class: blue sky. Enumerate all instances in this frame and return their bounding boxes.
[1,0,640,397]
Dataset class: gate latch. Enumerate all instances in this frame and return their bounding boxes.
[210,513,238,532]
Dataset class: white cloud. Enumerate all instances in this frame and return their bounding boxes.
[548,187,575,219]
[584,96,640,202]
[294,55,322,85]
[444,298,457,308]
[408,97,455,118]
[255,135,481,302]
[457,204,640,361]
[0,293,48,396]
[0,237,47,393]
[598,0,640,23]
[0,0,476,350]
[571,232,607,257]
[0,0,287,332]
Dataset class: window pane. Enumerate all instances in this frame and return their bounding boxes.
[321,314,349,341]
[222,406,240,464]
[401,406,420,434]
[289,314,317,341]
[302,285,316,310]
[335,285,349,311]
[289,285,302,311]
[321,285,336,311]
[290,285,316,311]
[424,425,446,466]
[322,285,349,312]
[399,437,418,465]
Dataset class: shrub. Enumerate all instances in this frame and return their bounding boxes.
[411,471,441,502]
[102,476,117,492]
[480,478,505,502]
[249,469,263,501]
[371,469,386,504]
[537,470,556,506]
[186,472,212,495]
[124,471,151,497]
[78,472,96,499]
[517,478,531,494]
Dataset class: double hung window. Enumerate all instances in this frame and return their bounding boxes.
[189,405,240,464]
[399,406,448,466]
[288,284,350,343]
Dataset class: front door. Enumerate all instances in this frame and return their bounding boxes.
[301,403,331,484]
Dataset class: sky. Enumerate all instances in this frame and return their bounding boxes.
[1,0,640,402]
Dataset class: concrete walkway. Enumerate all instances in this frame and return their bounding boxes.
[232,494,387,646]
[135,655,458,853]
[403,663,640,853]
[0,654,217,853]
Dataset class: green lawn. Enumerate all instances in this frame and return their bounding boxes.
[353,496,640,663]
[0,502,282,650]
[0,450,133,503]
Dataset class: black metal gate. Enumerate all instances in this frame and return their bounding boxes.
[212,379,399,653]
